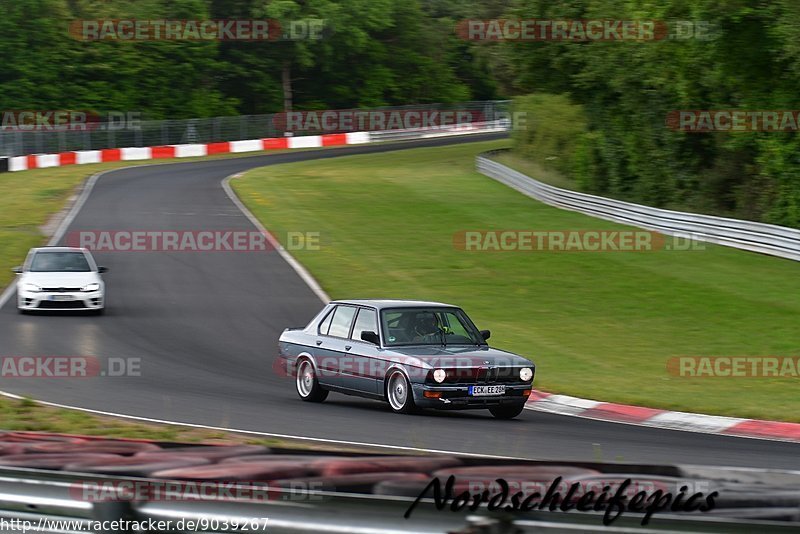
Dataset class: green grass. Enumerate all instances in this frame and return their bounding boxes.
[0,396,224,442]
[0,396,379,451]
[232,140,800,422]
[492,150,578,190]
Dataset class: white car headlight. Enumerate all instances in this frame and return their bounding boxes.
[82,283,101,292]
[22,283,41,293]
[520,367,533,381]
[432,369,447,383]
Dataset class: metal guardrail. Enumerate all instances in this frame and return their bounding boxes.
[0,101,510,157]
[477,150,800,262]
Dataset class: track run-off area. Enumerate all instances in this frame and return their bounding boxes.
[0,134,797,469]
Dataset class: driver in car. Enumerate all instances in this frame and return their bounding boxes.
[411,312,444,344]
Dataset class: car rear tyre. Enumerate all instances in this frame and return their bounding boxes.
[296,359,328,402]
[489,403,525,419]
[386,371,417,414]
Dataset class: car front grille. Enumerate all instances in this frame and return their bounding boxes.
[38,300,87,309]
[40,287,83,293]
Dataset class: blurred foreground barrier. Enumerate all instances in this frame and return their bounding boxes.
[0,430,798,533]
[477,150,800,262]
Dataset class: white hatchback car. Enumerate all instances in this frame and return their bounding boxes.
[14,247,107,314]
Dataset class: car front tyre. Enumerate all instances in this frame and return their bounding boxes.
[386,370,417,414]
[489,403,526,420]
[296,358,328,402]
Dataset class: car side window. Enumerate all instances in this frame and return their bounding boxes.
[327,306,357,338]
[351,308,378,341]
[318,307,335,335]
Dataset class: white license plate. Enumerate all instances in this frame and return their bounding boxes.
[469,385,506,396]
[49,295,75,301]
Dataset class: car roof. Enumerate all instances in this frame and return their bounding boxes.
[330,299,458,310]
[30,247,88,253]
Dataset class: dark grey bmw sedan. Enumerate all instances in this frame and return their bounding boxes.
[278,300,535,419]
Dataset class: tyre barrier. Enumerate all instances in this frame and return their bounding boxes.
[134,445,269,461]
[0,453,122,469]
[151,461,319,482]
[0,443,27,456]
[312,456,463,476]
[0,431,87,443]
[63,456,213,477]
[271,472,430,493]
[221,454,342,464]
[29,440,162,455]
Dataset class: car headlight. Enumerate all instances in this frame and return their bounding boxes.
[432,369,447,383]
[22,283,41,293]
[81,283,101,292]
[520,367,533,381]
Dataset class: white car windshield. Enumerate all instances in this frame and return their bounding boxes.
[29,252,91,272]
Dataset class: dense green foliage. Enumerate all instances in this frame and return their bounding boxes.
[500,0,800,226]
[3,0,800,224]
[0,0,497,116]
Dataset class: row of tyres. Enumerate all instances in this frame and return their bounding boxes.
[0,431,798,532]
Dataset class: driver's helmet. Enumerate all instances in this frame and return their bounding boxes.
[413,312,440,336]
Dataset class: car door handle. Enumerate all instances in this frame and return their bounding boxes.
[316,340,323,346]
[345,346,352,351]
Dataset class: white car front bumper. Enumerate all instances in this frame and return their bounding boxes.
[18,289,104,311]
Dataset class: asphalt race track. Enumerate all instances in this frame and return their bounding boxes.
[1,134,797,469]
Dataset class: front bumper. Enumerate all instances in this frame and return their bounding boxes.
[18,290,104,311]
[412,383,532,409]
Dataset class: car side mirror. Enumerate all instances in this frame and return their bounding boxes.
[360,331,380,345]
[97,266,108,273]
[11,266,22,274]
[480,329,491,341]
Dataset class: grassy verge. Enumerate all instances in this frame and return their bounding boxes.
[492,150,578,190]
[232,140,800,422]
[0,145,348,290]
[0,396,376,451]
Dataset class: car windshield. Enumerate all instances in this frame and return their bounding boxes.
[380,307,483,346]
[29,252,91,272]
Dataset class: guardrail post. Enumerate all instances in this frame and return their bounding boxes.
[91,501,137,533]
